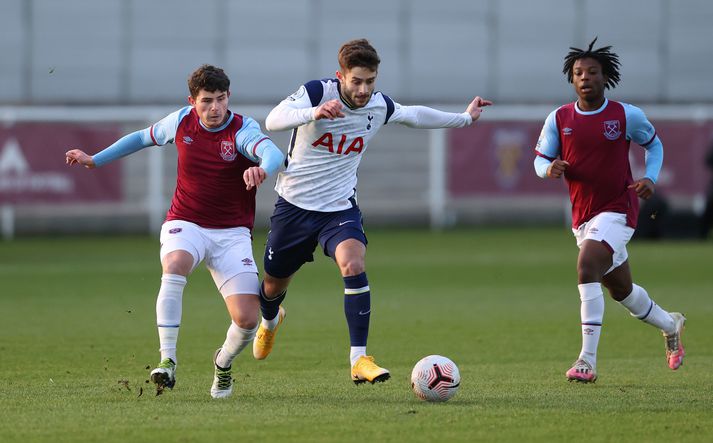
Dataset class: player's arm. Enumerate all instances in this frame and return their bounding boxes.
[265,81,333,131]
[389,96,492,129]
[624,103,662,199]
[65,130,154,169]
[533,109,569,179]
[65,107,187,168]
[236,118,285,190]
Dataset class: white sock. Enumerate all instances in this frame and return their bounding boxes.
[350,346,366,367]
[619,284,675,334]
[578,283,604,368]
[216,323,258,368]
[261,316,280,331]
[156,274,186,363]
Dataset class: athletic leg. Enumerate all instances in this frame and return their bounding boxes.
[566,239,611,382]
[603,261,685,369]
[210,273,260,399]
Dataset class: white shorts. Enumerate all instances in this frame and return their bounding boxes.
[159,220,259,298]
[572,212,634,275]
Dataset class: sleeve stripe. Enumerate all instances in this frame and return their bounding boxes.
[149,125,158,145]
[304,80,324,107]
[642,131,657,147]
[535,150,556,161]
[252,137,269,157]
[383,93,395,124]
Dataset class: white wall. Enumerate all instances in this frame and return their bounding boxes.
[2,0,712,105]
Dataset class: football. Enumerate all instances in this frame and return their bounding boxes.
[410,355,460,402]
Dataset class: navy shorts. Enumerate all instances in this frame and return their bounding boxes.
[263,197,368,278]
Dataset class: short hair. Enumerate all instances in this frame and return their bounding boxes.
[187,64,230,98]
[563,37,621,89]
[338,39,381,72]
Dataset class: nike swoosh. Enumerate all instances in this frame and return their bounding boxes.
[339,220,356,226]
[358,310,370,315]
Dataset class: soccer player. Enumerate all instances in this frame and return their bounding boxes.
[533,39,686,383]
[65,65,284,398]
[252,39,492,384]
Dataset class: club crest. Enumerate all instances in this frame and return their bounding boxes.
[603,120,621,140]
[220,140,237,161]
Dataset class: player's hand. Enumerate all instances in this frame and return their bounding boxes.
[314,99,345,120]
[465,96,493,122]
[546,160,570,179]
[629,178,655,200]
[243,166,267,191]
[65,149,96,169]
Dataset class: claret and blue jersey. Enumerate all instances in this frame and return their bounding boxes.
[534,99,664,228]
[92,106,283,229]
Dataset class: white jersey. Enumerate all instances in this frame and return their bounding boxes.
[266,78,473,212]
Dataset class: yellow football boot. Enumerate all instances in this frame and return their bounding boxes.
[351,355,390,384]
[252,306,286,360]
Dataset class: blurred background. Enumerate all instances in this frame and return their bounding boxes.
[1,0,712,238]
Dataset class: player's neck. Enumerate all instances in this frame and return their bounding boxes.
[338,90,359,110]
[200,111,231,130]
[576,96,606,112]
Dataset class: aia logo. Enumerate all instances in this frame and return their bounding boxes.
[603,120,621,140]
[312,133,364,155]
[220,140,237,161]
[366,113,374,130]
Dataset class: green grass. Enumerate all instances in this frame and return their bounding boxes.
[1,228,712,442]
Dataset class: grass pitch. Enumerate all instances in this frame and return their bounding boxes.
[1,228,712,442]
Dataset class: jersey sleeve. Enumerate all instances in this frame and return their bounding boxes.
[533,109,560,178]
[387,99,472,128]
[623,103,663,183]
[235,117,284,175]
[265,81,322,131]
[623,103,657,146]
[534,110,560,160]
[92,130,154,167]
[149,107,192,146]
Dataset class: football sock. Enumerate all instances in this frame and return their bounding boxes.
[156,274,186,363]
[618,284,675,334]
[350,347,367,367]
[344,272,371,366]
[216,323,258,369]
[578,283,604,367]
[259,282,285,330]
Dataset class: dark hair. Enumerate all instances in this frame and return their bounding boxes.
[338,39,380,72]
[187,64,230,98]
[563,37,621,89]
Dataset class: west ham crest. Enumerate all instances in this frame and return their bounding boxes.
[603,120,621,141]
[220,140,237,161]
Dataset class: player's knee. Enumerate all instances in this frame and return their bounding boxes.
[161,251,193,276]
[339,259,365,277]
[577,258,603,283]
[232,314,258,330]
[262,275,289,299]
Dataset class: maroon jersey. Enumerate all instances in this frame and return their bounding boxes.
[150,108,259,229]
[555,101,638,228]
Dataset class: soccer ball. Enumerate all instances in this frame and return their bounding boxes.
[410,355,460,402]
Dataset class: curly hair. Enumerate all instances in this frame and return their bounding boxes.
[187,65,230,98]
[338,39,381,72]
[563,37,621,89]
